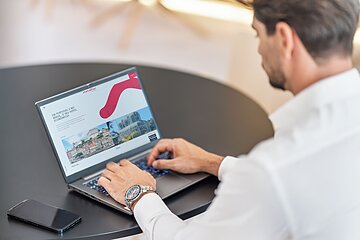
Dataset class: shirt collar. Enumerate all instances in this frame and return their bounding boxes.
[269,68,360,132]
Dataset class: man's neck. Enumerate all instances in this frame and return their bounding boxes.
[290,55,353,95]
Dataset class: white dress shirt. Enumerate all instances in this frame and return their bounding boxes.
[134,69,360,240]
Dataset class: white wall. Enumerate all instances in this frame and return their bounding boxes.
[0,1,237,78]
[0,0,297,114]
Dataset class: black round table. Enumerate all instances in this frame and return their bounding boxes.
[0,63,274,240]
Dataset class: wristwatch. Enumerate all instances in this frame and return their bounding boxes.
[125,185,155,210]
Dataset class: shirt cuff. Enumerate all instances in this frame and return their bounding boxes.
[133,192,171,231]
[218,156,240,181]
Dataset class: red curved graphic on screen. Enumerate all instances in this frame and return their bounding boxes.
[99,73,142,119]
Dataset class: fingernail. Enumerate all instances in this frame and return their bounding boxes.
[153,162,158,168]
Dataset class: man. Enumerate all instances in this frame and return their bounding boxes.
[98,0,360,239]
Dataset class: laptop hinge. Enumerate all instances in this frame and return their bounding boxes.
[83,169,104,181]
[83,149,152,181]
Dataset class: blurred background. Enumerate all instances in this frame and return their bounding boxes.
[1,0,360,114]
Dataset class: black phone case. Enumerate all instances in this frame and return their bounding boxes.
[7,199,81,234]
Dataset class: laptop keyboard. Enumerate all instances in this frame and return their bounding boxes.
[133,158,170,179]
[86,177,110,196]
[85,152,171,195]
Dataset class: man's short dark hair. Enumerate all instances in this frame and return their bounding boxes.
[237,0,360,61]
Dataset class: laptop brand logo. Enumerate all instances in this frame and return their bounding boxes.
[83,87,96,94]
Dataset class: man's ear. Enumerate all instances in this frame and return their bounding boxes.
[275,22,295,60]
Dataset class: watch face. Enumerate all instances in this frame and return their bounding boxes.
[126,185,141,201]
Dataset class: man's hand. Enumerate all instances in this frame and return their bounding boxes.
[98,160,156,206]
[147,138,224,176]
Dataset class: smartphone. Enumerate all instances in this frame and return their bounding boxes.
[7,199,81,234]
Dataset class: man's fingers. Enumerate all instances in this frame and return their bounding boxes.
[106,161,119,172]
[102,169,114,180]
[98,176,112,192]
[119,159,131,166]
[152,159,175,170]
[147,140,173,165]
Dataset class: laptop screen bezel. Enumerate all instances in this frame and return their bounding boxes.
[35,67,162,184]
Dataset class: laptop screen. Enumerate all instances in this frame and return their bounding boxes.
[37,68,160,177]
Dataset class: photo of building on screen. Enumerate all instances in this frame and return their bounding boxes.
[62,107,157,164]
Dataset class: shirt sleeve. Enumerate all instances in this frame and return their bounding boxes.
[218,156,242,181]
[134,156,289,240]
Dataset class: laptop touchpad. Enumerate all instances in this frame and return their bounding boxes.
[156,173,192,198]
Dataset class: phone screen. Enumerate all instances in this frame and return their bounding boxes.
[7,199,81,233]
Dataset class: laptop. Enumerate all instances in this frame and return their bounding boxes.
[35,67,208,215]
